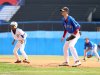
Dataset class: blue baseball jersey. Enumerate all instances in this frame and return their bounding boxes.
[84,41,95,50]
[62,16,80,33]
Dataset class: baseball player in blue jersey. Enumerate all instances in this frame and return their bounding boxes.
[83,38,100,61]
[59,7,81,67]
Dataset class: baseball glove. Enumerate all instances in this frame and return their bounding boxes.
[66,35,76,41]
[87,55,92,58]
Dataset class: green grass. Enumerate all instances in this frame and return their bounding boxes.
[0,56,100,75]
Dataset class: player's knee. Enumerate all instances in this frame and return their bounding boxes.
[69,44,74,48]
[93,50,97,53]
[63,45,69,51]
[69,45,75,50]
[13,50,17,54]
[20,49,25,54]
[63,42,69,50]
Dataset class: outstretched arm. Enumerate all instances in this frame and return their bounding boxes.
[83,49,90,60]
[61,30,67,42]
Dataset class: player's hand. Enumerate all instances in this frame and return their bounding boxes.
[87,47,91,50]
[12,41,14,45]
[61,37,64,42]
[20,40,24,44]
[12,39,15,45]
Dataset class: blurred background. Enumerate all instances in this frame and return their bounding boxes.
[0,0,100,55]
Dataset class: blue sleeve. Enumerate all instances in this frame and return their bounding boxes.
[84,43,86,49]
[70,17,80,29]
[62,18,67,30]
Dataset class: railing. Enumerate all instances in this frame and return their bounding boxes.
[0,21,100,32]
[1,21,100,25]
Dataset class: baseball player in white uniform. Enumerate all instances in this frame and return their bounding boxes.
[10,21,30,63]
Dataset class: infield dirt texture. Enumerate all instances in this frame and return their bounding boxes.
[0,55,100,75]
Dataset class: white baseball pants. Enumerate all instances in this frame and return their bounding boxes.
[63,32,80,63]
[13,40,28,60]
[91,44,100,59]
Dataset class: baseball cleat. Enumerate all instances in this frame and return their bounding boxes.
[14,60,21,63]
[23,59,30,64]
[98,58,100,62]
[72,61,81,67]
[82,58,86,62]
[59,62,69,66]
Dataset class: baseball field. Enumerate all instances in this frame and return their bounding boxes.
[0,55,100,75]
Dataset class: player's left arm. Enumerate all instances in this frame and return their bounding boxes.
[18,29,26,40]
[70,18,80,35]
[65,18,80,41]
[17,29,26,44]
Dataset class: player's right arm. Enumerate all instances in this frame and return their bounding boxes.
[12,39,15,45]
[61,18,68,42]
[61,30,67,42]
[83,44,87,60]
[83,44,90,60]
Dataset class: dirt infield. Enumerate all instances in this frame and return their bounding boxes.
[0,56,100,68]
